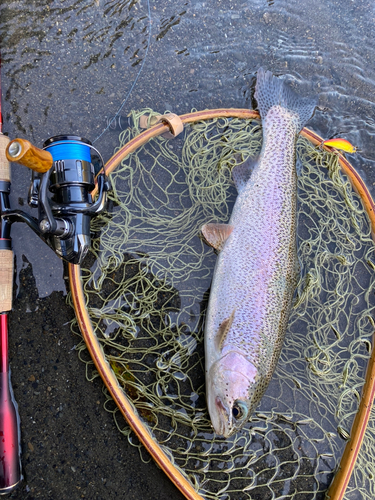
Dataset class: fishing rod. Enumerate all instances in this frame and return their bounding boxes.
[0,55,22,494]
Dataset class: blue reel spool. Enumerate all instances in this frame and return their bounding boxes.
[45,137,92,163]
[43,135,95,195]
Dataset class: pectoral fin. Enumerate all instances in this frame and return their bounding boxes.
[202,223,234,251]
[215,309,236,351]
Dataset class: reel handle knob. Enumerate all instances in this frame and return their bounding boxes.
[6,138,52,173]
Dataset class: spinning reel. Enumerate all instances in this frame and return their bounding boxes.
[3,135,110,265]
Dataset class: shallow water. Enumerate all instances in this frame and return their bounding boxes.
[1,0,375,498]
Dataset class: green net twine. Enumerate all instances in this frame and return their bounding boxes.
[69,110,375,500]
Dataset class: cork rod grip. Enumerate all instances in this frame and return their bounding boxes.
[6,138,53,173]
[0,250,13,313]
[0,134,11,182]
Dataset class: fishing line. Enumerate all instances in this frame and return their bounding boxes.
[93,0,152,144]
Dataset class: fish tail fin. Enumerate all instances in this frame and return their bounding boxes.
[254,67,316,131]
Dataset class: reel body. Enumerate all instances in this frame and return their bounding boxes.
[4,135,109,265]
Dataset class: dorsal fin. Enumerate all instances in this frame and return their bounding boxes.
[215,309,236,351]
[202,223,233,251]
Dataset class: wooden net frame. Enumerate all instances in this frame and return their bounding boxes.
[69,109,375,500]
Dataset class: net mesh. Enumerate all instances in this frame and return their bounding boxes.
[69,109,375,500]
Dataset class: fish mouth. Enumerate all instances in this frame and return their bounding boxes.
[214,396,232,437]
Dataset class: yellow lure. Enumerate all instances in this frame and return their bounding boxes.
[321,138,357,153]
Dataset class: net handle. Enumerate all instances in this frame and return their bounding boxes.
[69,108,375,500]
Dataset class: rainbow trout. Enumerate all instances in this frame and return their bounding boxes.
[203,68,316,437]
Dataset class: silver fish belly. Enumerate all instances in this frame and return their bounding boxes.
[204,68,316,437]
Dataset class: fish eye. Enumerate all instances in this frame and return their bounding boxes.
[232,401,248,421]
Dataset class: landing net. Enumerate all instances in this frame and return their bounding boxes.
[70,109,375,499]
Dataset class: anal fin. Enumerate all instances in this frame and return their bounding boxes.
[232,156,258,193]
